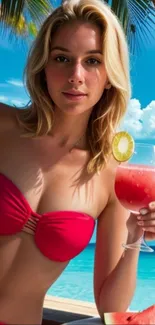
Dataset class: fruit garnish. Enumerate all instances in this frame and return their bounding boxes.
[112,131,135,162]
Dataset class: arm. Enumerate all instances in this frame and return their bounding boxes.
[94,183,140,315]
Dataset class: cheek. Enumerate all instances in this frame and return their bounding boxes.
[88,69,107,95]
[45,67,64,89]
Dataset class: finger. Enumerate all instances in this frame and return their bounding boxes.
[142,226,155,233]
[137,212,155,221]
[139,208,149,215]
[148,202,155,211]
[145,231,155,240]
[137,219,155,227]
[140,202,155,214]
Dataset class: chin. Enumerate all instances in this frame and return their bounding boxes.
[54,102,90,115]
[62,110,85,116]
[62,107,91,116]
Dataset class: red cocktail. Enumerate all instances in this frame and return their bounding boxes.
[115,164,155,214]
[115,143,155,252]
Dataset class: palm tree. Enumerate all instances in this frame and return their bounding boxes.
[0,0,52,38]
[0,0,155,52]
[104,0,155,53]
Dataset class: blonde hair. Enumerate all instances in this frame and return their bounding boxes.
[17,0,131,174]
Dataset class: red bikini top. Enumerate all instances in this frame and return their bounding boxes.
[0,173,95,262]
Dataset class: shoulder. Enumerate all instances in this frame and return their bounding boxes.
[0,102,17,119]
[100,155,119,201]
[98,156,128,221]
[0,102,18,132]
[93,156,119,219]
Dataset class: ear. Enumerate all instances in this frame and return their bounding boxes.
[105,82,111,90]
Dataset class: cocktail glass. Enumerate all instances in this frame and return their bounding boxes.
[115,143,155,253]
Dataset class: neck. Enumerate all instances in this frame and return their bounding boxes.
[49,109,90,150]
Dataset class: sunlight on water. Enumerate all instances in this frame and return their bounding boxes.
[47,244,155,311]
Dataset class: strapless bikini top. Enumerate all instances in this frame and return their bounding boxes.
[0,173,95,262]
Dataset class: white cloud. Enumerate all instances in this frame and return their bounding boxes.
[0,95,9,103]
[121,99,155,139]
[7,79,24,87]
[10,99,27,107]
[142,101,155,136]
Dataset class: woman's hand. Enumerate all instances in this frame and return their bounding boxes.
[125,201,155,243]
[126,212,144,243]
[137,202,155,241]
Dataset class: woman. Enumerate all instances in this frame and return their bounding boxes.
[0,0,155,324]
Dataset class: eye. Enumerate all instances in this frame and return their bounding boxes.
[87,58,101,65]
[54,56,69,63]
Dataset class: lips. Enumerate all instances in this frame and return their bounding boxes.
[62,91,87,101]
[64,93,86,96]
[63,90,87,96]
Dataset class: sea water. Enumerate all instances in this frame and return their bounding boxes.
[47,243,155,311]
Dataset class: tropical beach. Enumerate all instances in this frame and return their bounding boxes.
[1,0,155,324]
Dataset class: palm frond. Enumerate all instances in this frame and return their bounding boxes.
[0,0,52,39]
[26,0,52,25]
[0,0,51,25]
[104,0,155,54]
[0,0,24,25]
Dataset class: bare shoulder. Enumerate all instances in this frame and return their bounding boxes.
[100,155,119,202]
[97,155,129,231]
[0,102,18,132]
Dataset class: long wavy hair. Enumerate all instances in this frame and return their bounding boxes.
[16,0,131,174]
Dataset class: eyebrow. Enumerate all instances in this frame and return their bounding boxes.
[50,46,102,54]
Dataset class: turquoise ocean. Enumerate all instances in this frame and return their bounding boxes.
[47,242,155,311]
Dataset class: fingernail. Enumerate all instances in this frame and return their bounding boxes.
[137,221,143,225]
[149,202,155,209]
[140,208,148,215]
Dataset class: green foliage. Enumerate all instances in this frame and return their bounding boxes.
[0,0,52,38]
[0,0,155,52]
[104,0,155,53]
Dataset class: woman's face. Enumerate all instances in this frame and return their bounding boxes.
[45,21,108,116]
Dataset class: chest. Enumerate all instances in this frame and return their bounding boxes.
[0,134,109,218]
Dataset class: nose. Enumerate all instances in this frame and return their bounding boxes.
[68,63,84,85]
